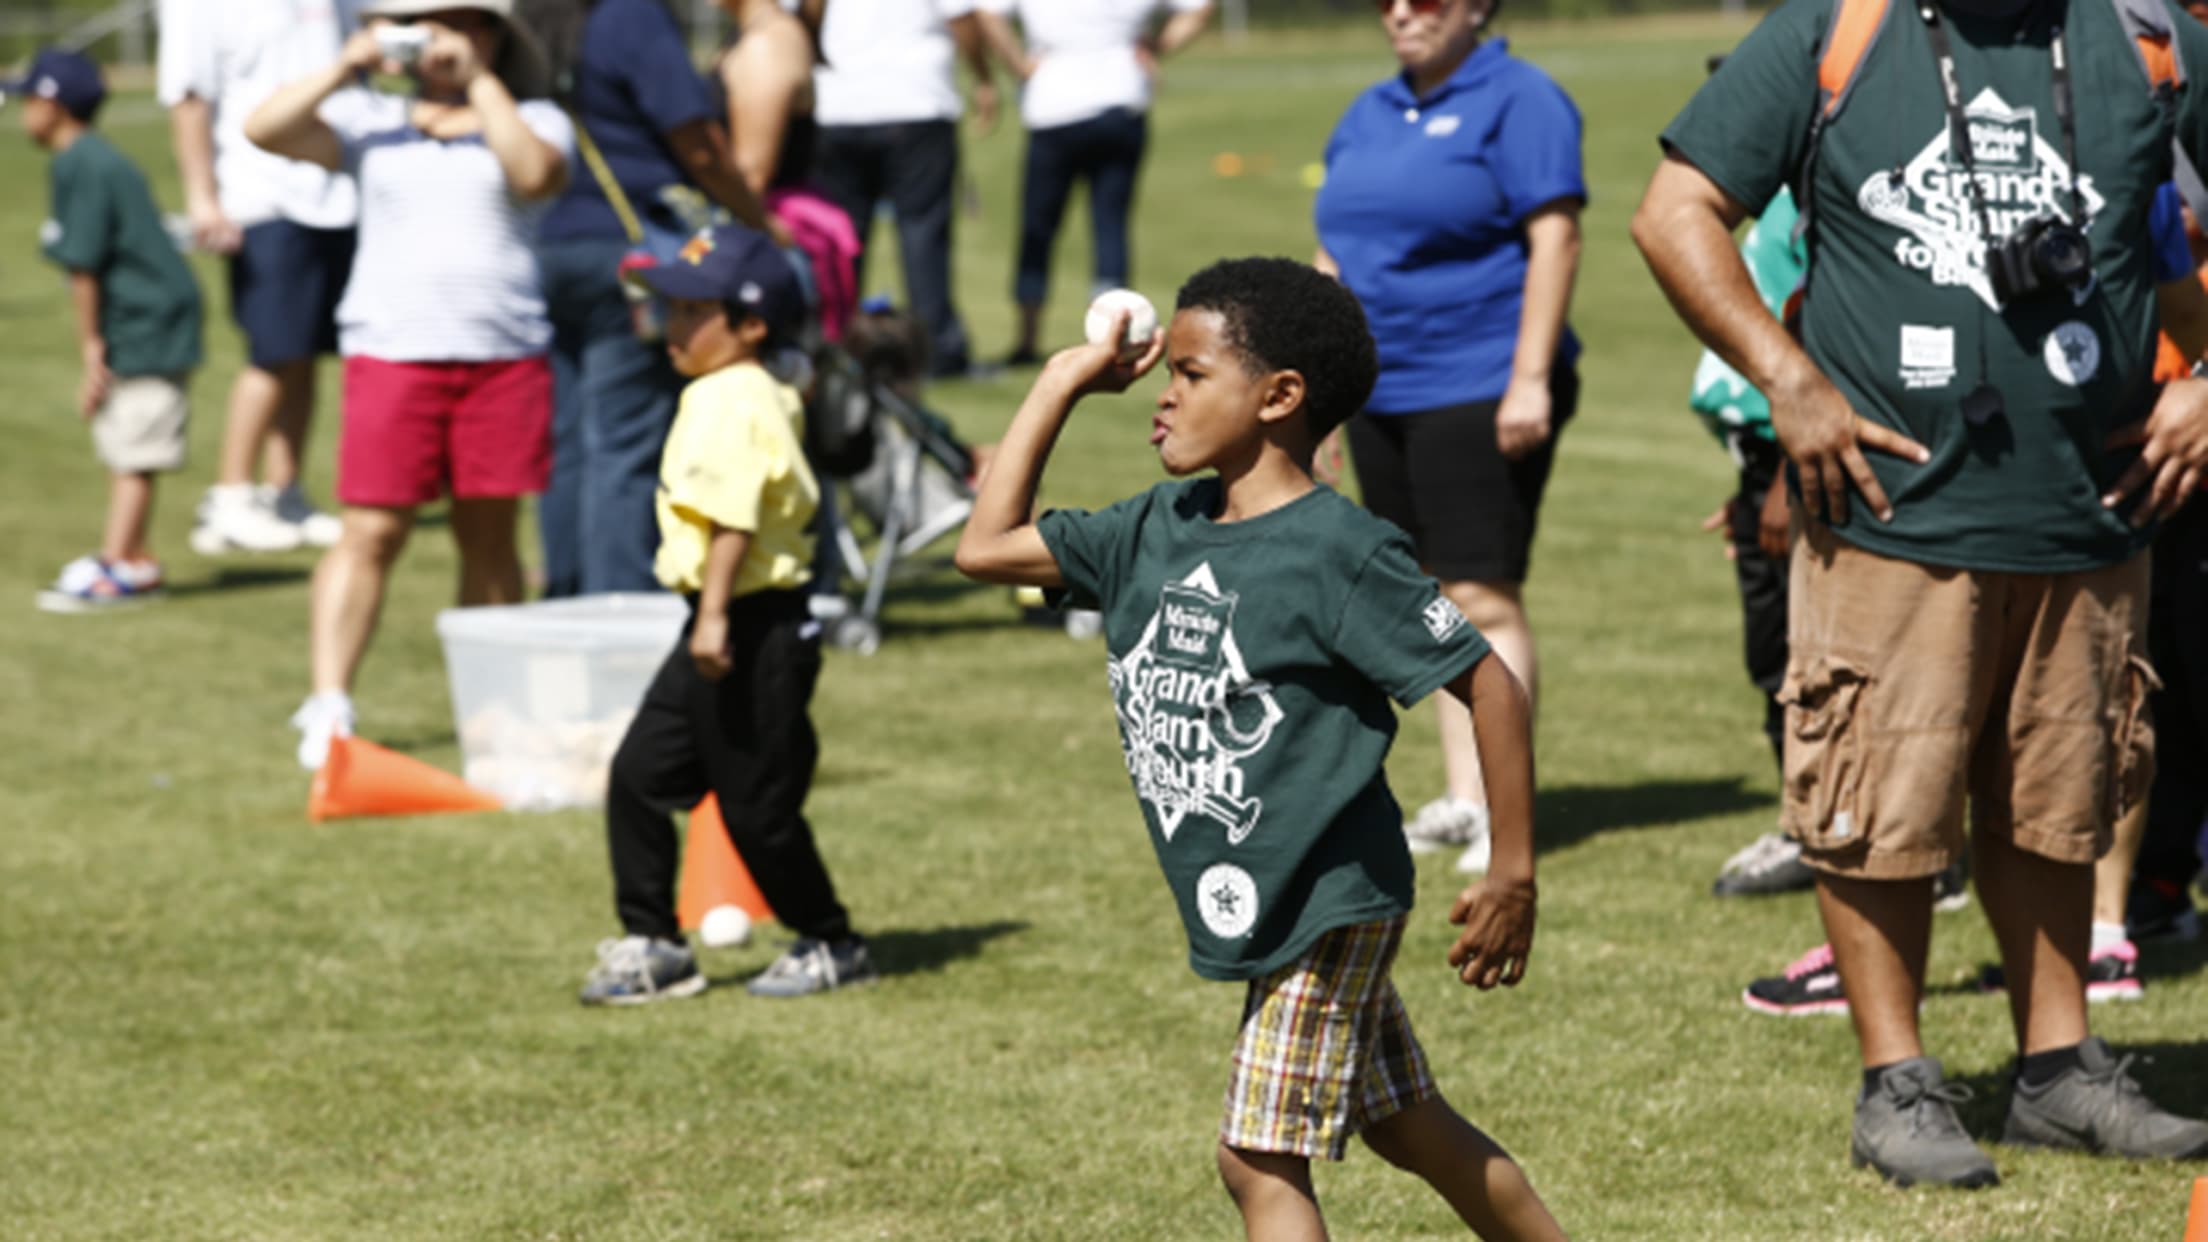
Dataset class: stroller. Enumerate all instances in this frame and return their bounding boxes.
[803,342,978,654]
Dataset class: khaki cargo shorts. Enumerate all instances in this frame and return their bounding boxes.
[1780,515,2156,879]
[91,374,189,474]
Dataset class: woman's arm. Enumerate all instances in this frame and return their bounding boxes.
[1493,198,1581,460]
[470,75,568,199]
[243,29,382,169]
[721,29,810,197]
[974,9,1034,81]
[666,118,773,231]
[1154,5,1213,55]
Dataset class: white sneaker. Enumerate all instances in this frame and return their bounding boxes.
[191,484,304,554]
[265,483,342,548]
[1404,795,1487,854]
[1454,810,1494,874]
[291,690,355,770]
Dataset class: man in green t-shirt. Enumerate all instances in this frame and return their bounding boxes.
[1635,0,2208,1188]
[956,259,1565,1240]
[16,48,205,611]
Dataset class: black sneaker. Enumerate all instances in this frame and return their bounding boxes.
[1852,1057,2001,1189]
[745,935,878,998]
[2003,1037,2208,1159]
[1974,938,2143,1004]
[1742,942,1849,1016]
[1712,831,1817,897]
[1932,857,1971,912]
[2126,875,2202,942]
[1000,346,1042,369]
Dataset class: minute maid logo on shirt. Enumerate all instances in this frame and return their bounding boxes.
[1855,87,2105,311]
[1106,563,1286,849]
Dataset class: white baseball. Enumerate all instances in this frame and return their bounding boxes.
[697,904,752,949]
[1085,288,1159,361]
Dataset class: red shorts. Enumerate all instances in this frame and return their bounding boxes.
[337,355,553,508]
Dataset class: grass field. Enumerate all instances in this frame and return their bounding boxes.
[3,15,2204,1240]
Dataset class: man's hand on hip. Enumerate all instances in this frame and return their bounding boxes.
[2104,376,2208,525]
[1768,363,1928,527]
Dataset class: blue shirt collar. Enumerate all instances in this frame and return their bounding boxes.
[1381,36,1510,107]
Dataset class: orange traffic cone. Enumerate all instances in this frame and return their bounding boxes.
[2185,1177,2208,1242]
[677,793,775,931]
[307,735,505,822]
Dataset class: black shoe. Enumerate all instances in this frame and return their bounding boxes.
[1000,346,1042,369]
[745,935,879,998]
[1742,942,1849,1017]
[2126,874,2202,942]
[2003,1037,2208,1159]
[1932,857,1971,912]
[1852,1058,2001,1189]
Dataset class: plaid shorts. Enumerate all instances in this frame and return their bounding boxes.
[1220,916,1437,1161]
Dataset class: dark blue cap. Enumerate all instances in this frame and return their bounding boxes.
[3,48,106,120]
[637,225,805,341]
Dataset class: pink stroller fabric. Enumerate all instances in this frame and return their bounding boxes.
[768,187,861,343]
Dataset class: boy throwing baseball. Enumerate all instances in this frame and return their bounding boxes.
[956,258,1565,1240]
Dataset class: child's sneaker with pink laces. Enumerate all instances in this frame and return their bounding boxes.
[1742,941,1849,1016]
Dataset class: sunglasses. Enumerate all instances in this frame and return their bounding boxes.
[1372,0,1450,12]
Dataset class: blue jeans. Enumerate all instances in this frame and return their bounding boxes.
[536,237,684,597]
[812,119,972,376]
[1015,108,1148,308]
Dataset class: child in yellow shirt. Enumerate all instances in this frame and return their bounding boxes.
[580,225,871,1004]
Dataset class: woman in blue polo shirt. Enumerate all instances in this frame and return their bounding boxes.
[1314,0,1583,869]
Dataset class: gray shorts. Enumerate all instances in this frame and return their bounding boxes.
[92,374,190,473]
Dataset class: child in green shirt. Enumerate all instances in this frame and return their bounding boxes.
[956,258,1566,1240]
[17,48,204,611]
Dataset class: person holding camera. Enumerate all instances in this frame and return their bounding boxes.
[1634,0,2208,1190]
[246,0,572,768]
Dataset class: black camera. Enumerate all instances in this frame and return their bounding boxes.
[1984,215,2093,305]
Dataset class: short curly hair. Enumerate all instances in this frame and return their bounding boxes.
[1174,258,1378,446]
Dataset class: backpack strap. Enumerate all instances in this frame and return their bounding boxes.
[1793,0,1895,270]
[2100,0,2208,230]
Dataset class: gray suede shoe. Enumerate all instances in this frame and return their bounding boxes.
[2003,1038,2208,1160]
[1851,1057,2001,1189]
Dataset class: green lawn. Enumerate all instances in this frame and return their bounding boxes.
[2,15,2202,1241]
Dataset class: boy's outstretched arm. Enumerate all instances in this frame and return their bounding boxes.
[952,315,1165,586]
[1442,652,1538,990]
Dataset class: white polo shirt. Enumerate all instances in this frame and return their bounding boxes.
[980,0,1210,131]
[815,0,977,127]
[157,0,361,230]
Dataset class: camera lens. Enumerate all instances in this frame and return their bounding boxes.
[2035,224,2092,289]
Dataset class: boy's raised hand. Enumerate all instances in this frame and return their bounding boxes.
[1446,875,1536,990]
[1040,309,1167,399]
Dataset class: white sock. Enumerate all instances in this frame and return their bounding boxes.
[2090,920,2129,956]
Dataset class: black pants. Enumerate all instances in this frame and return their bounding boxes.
[1015,107,1148,307]
[2141,502,2208,886]
[605,590,850,943]
[812,119,972,376]
[1727,433,1790,776]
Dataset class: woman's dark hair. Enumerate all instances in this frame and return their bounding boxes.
[1174,258,1379,443]
[515,0,682,101]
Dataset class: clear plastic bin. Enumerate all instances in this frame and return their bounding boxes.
[436,593,688,811]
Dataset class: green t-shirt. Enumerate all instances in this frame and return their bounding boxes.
[1038,479,1493,982]
[1662,0,2208,572]
[42,131,203,378]
[1689,188,1805,443]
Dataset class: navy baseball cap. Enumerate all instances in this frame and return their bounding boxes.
[2,48,106,120]
[638,225,804,341]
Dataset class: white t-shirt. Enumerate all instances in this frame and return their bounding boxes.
[157,0,362,230]
[326,93,575,362]
[815,0,977,126]
[980,0,1209,130]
